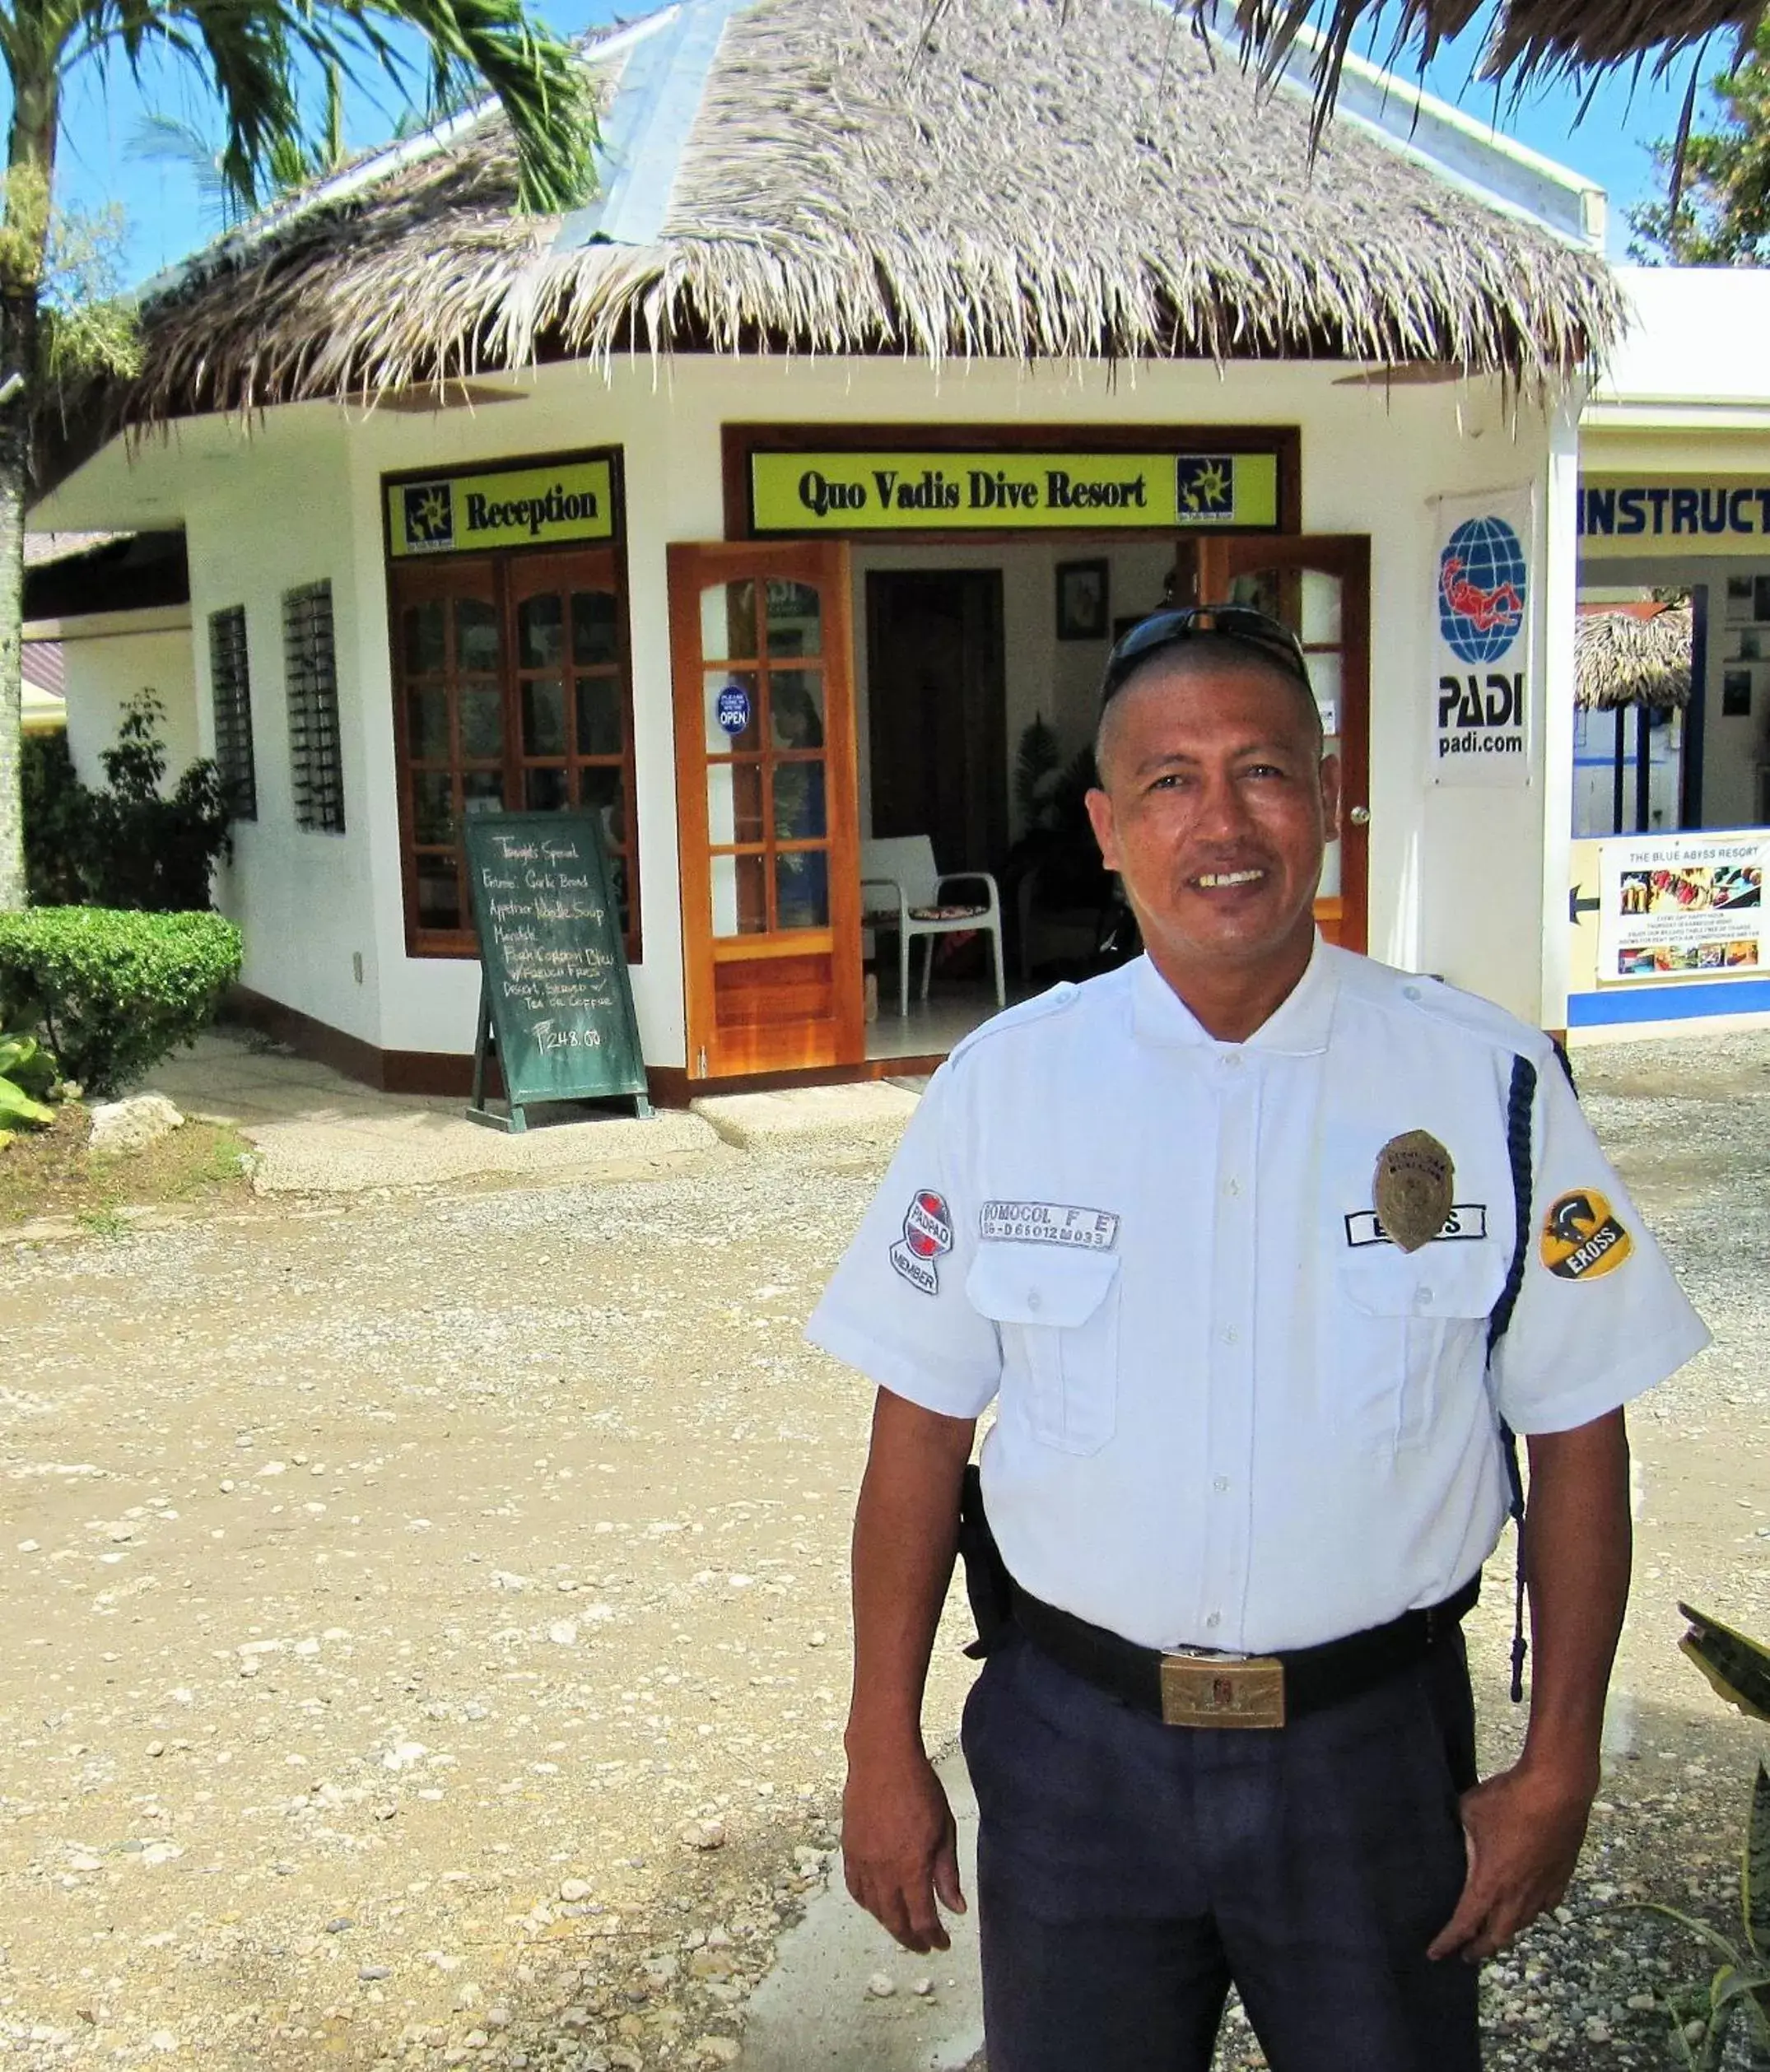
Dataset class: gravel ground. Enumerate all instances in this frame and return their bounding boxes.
[0,1031,1766,2072]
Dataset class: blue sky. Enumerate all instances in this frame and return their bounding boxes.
[45,1,1706,286]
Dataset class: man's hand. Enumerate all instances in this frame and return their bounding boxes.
[843,1744,967,1953]
[1428,1758,1595,1962]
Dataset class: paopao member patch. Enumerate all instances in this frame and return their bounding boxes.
[979,1201,1120,1250]
[890,1190,953,1294]
[1539,1189,1633,1281]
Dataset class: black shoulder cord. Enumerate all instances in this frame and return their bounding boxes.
[1487,1053,1538,1703]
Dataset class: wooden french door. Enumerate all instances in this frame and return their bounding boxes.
[668,541,863,1079]
[1199,535,1371,952]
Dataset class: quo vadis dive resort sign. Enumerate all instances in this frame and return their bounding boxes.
[387,456,617,558]
[748,449,1280,533]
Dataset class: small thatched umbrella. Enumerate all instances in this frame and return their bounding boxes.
[1574,607,1693,711]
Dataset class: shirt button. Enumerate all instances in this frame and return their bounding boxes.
[1027,1290,1042,1313]
[1220,1326,1238,1345]
[1414,1287,1434,1309]
[1404,984,1422,1002]
[1223,1177,1241,1198]
[1222,1053,1243,1071]
[1213,1475,1230,1493]
[1204,1612,1222,1629]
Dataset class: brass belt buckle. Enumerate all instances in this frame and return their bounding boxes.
[1158,1652,1286,1730]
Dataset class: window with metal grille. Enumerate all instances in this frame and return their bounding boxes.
[283,580,344,834]
[207,605,257,821]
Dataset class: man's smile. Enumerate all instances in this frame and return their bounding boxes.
[1192,868,1267,891]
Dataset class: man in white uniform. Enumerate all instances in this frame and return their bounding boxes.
[807,608,1707,2071]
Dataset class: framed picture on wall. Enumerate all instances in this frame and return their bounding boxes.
[1723,668,1753,718]
[1727,575,1756,622]
[1754,575,1770,622]
[1056,559,1110,641]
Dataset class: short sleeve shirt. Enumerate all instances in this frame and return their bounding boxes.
[807,943,1707,1654]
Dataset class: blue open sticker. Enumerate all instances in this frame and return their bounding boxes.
[716,684,752,736]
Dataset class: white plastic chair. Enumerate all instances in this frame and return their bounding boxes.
[860,835,1005,1016]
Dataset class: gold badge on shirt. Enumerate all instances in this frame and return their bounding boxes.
[1372,1132,1456,1253]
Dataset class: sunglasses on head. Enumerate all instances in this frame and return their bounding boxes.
[1099,604,1313,709]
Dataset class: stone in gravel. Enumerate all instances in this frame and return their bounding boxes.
[547,1619,579,1646]
[358,1967,391,1981]
[866,1972,897,1998]
[325,1917,353,1933]
[89,1096,183,1156]
[678,1816,725,1851]
[694,2041,741,2065]
[559,1878,593,1902]
[912,1977,934,1996]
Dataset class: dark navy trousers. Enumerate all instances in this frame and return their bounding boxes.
[961,1629,1482,2072]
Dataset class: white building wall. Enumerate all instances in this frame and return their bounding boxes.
[182,417,384,1048]
[36,351,1566,1057]
[59,618,198,790]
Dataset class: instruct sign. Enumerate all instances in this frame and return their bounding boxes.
[1579,477,1770,558]
[463,811,650,1129]
[388,455,617,558]
[749,449,1279,533]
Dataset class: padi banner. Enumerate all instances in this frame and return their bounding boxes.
[387,456,616,558]
[1428,486,1535,786]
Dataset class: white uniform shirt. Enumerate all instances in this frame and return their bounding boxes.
[808,943,1707,1655]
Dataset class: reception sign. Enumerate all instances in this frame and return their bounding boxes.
[388,454,617,558]
[1578,477,1770,557]
[1598,831,1769,983]
[748,448,1280,533]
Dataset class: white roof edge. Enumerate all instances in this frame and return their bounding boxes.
[1190,2,1604,250]
[129,3,682,306]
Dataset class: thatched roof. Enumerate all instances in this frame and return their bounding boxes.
[1575,606,1693,710]
[1232,0,1765,105]
[93,0,1622,436]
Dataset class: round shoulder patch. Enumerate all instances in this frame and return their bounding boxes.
[1540,1189,1633,1281]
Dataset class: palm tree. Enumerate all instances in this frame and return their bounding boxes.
[0,2,598,912]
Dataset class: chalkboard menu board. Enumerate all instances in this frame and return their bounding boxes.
[463,811,651,1129]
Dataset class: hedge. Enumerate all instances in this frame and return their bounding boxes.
[0,909,244,1100]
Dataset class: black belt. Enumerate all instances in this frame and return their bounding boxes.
[1007,1572,1480,1730]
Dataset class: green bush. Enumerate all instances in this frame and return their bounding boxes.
[21,693,232,912]
[0,908,243,1099]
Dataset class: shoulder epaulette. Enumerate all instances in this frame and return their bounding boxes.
[945,981,1081,1067]
[1383,968,1553,1068]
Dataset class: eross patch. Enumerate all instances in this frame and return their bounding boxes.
[890,1190,953,1296]
[1539,1189,1633,1282]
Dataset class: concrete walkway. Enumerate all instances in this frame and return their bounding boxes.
[138,1029,919,1193]
[741,1744,985,2072]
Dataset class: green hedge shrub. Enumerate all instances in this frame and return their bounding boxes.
[0,909,243,1099]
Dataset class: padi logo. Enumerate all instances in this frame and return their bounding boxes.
[1438,515,1526,665]
[1176,455,1235,519]
[890,1190,953,1297]
[402,481,454,552]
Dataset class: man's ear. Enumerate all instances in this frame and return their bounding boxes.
[1319,752,1343,840]
[1085,785,1120,870]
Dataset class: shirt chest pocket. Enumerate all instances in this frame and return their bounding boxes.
[966,1244,1122,1456]
[1335,1244,1507,1451]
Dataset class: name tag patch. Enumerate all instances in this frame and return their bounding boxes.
[890,1190,953,1295]
[1345,1204,1488,1247]
[980,1201,1120,1250]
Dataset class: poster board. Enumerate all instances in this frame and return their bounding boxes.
[463,812,650,1129]
[1597,831,1768,985]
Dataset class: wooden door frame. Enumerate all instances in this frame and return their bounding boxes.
[1199,533,1371,953]
[668,540,863,1079]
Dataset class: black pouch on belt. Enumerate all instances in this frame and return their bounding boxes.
[957,1463,1014,1660]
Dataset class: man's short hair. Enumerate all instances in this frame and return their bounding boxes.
[1095,631,1324,779]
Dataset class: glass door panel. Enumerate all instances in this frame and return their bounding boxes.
[669,542,861,1076]
[1202,536,1370,952]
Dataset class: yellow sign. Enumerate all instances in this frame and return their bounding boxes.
[387,457,615,558]
[749,449,1279,533]
[1579,476,1770,558]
